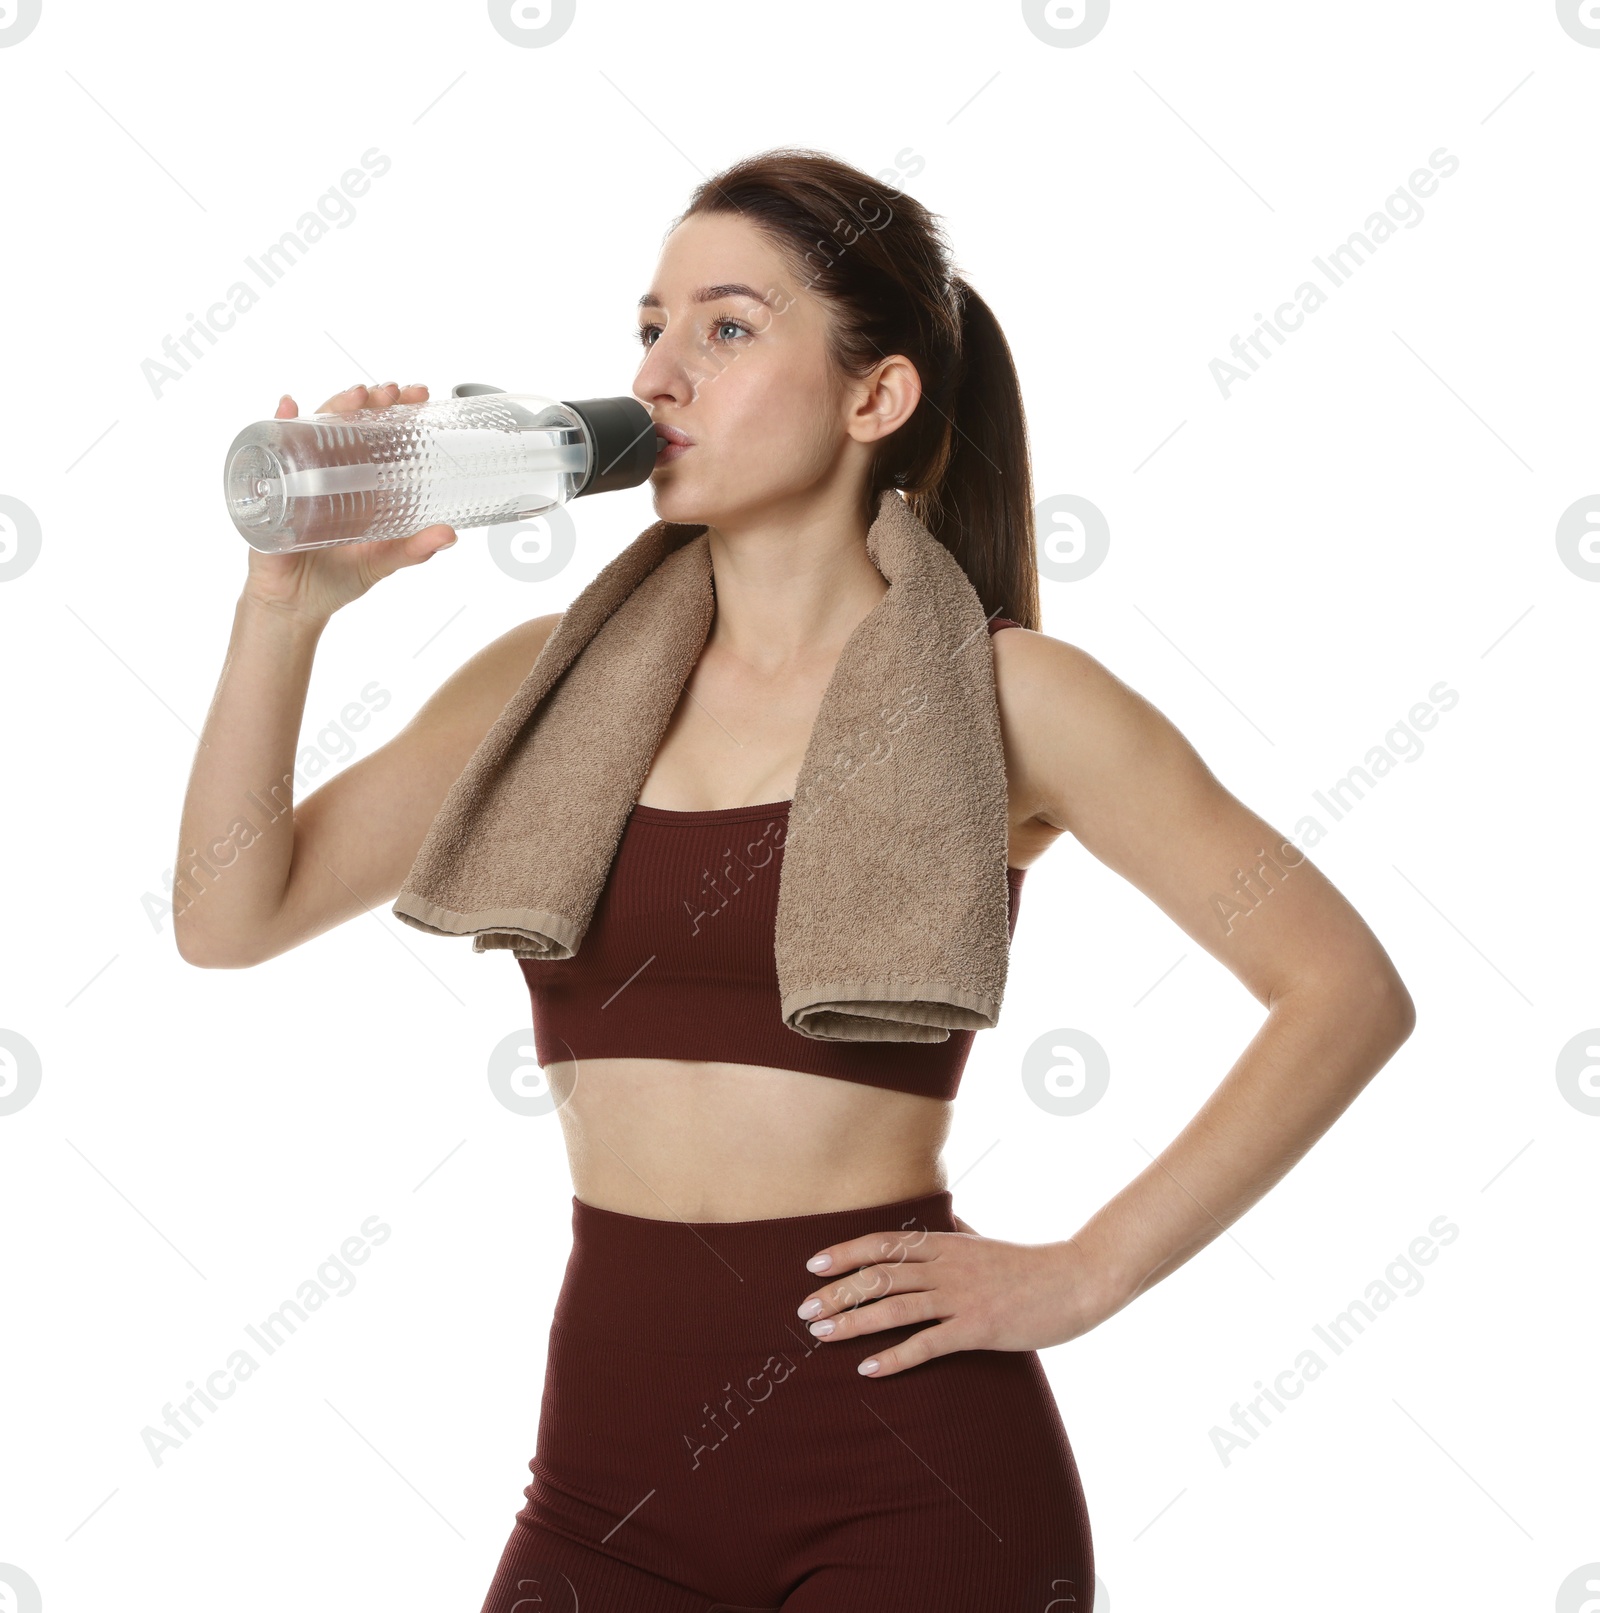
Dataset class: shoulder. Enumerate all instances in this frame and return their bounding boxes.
[489,609,565,671]
[990,624,1207,833]
[407,611,564,737]
[990,622,1135,728]
[462,610,565,699]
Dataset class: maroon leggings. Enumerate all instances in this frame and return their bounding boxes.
[477,1189,1094,1612]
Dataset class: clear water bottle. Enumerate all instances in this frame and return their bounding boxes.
[223,383,659,553]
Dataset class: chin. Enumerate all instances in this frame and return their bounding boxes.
[648,477,714,527]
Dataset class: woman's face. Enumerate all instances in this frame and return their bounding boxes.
[632,211,900,527]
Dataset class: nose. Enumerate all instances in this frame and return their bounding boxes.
[631,319,702,411]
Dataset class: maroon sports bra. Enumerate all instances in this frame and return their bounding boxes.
[516,617,1025,1101]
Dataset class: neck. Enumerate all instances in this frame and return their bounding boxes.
[700,486,892,670]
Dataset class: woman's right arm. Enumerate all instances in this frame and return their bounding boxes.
[173,380,562,969]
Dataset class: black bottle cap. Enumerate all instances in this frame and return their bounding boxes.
[560,396,658,497]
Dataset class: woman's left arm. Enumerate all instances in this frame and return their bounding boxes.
[797,629,1417,1378]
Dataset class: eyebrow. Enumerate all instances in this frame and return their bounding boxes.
[637,283,772,310]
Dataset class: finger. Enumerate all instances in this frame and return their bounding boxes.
[857,1320,969,1379]
[405,523,458,558]
[805,1286,941,1342]
[397,382,429,404]
[366,380,402,410]
[799,1259,937,1324]
[395,522,457,560]
[804,1224,941,1281]
[316,382,369,415]
[274,394,297,419]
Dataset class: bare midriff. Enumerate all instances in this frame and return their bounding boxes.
[545,1055,954,1222]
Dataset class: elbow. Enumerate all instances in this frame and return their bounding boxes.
[173,926,261,970]
[1391,979,1418,1044]
[1363,967,1417,1051]
[1286,964,1416,1051]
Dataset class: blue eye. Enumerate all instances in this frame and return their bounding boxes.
[635,315,752,348]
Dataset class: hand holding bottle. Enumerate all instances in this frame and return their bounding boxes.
[240,382,458,624]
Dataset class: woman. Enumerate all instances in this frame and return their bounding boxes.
[175,149,1415,1611]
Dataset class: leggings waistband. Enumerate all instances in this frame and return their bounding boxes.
[555,1189,957,1354]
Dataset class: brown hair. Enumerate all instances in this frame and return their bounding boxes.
[673,147,1040,632]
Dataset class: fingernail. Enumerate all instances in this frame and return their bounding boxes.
[858,1359,879,1375]
[797,1298,822,1319]
[808,1319,834,1336]
[807,1255,831,1272]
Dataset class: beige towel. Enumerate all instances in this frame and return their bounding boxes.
[391,487,1013,1042]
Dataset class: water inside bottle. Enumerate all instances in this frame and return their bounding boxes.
[225,396,592,552]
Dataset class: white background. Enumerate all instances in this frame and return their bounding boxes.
[1,2,1595,1609]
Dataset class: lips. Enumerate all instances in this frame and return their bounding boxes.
[653,422,693,463]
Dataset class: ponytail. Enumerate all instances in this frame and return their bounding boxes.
[901,278,1039,631]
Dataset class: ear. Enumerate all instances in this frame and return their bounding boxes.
[847,353,922,445]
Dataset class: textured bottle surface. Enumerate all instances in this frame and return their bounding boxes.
[224,393,591,553]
